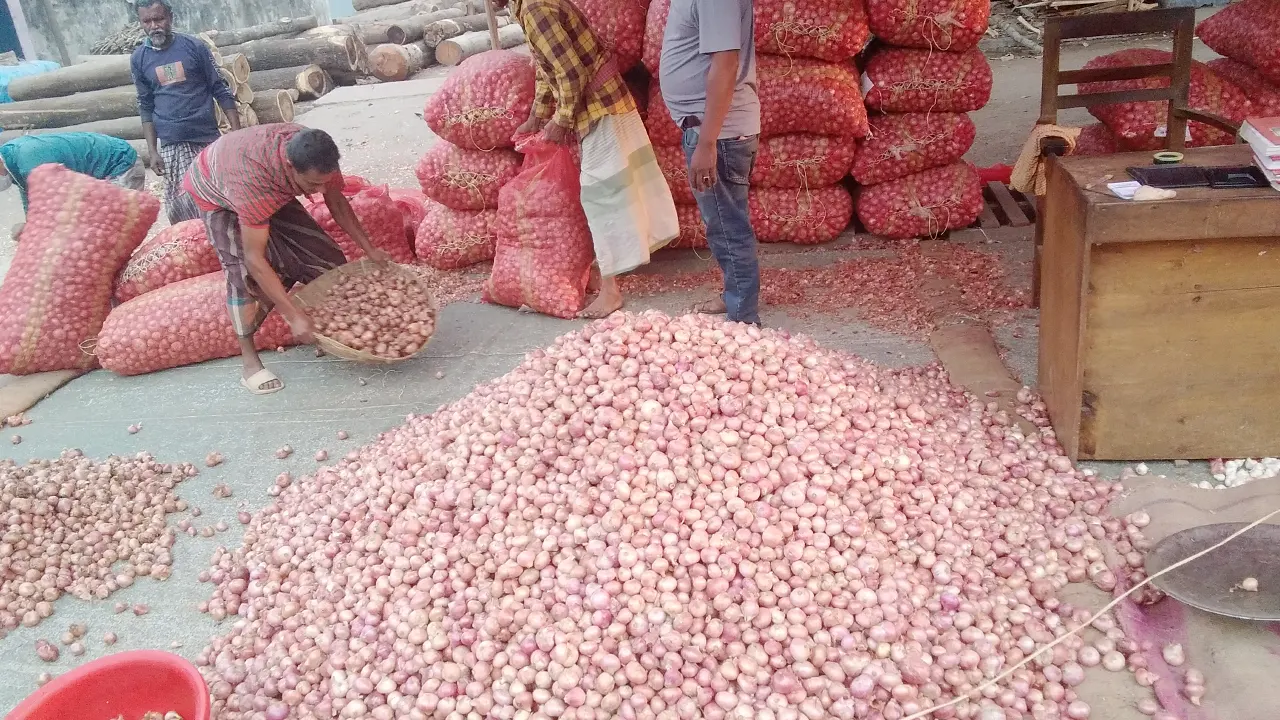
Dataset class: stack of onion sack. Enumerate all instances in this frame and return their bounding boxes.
[0,164,158,375]
[642,0,868,246]
[854,0,991,239]
[302,177,416,264]
[307,265,436,360]
[1077,49,1252,151]
[96,273,297,376]
[1197,0,1280,114]
[418,50,536,270]
[114,220,221,303]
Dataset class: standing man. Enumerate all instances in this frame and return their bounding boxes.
[0,132,145,240]
[184,124,388,395]
[660,0,762,326]
[131,0,239,225]
[499,0,679,319]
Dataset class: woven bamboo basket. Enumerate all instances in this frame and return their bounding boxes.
[293,258,437,364]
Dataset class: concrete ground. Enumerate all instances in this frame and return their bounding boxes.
[0,26,1256,713]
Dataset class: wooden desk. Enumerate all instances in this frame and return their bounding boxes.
[1040,145,1280,460]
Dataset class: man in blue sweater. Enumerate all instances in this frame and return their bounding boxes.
[131,0,239,224]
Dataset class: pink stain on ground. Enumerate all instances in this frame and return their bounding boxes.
[1115,591,1209,720]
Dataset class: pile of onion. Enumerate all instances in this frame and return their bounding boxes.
[196,311,1165,720]
[309,266,435,359]
[0,451,192,633]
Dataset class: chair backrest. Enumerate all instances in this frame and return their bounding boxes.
[1039,8,1196,150]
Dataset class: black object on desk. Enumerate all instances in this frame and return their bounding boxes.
[1127,165,1270,189]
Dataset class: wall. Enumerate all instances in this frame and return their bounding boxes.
[19,0,332,64]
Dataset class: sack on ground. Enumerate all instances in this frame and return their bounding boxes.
[856,161,983,239]
[485,136,594,318]
[96,272,295,376]
[852,112,975,185]
[422,50,536,150]
[1196,0,1280,85]
[1081,49,1252,150]
[0,164,158,375]
[306,185,416,263]
[668,204,707,249]
[387,189,429,243]
[415,143,522,211]
[862,46,992,113]
[114,219,220,303]
[752,186,853,244]
[416,203,500,270]
[656,136,857,203]
[866,0,989,52]
[1073,124,1120,156]
[1207,58,1280,117]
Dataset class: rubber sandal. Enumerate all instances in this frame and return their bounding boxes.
[240,368,284,395]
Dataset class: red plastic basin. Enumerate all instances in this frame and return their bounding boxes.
[7,650,210,720]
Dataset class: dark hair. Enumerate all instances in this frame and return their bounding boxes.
[134,0,173,14]
[285,128,341,174]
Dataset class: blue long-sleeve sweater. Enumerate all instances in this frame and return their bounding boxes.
[131,33,236,145]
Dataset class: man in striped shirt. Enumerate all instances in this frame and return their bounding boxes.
[499,0,678,319]
[184,123,389,395]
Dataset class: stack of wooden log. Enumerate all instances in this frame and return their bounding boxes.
[336,0,525,78]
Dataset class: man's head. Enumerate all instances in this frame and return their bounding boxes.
[135,0,174,49]
[285,128,342,195]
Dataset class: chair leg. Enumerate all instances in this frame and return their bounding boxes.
[1031,195,1044,308]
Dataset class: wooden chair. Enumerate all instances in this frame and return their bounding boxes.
[1030,7,1243,306]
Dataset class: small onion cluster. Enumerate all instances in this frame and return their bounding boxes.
[310,267,436,359]
[195,312,1167,720]
[0,451,190,632]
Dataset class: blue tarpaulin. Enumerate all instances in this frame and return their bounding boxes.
[0,61,62,103]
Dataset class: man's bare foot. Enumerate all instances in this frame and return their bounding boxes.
[690,298,727,315]
[579,289,624,319]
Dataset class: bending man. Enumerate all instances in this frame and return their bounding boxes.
[500,0,679,319]
[183,124,387,395]
[132,0,239,224]
[660,0,762,326]
[0,132,145,240]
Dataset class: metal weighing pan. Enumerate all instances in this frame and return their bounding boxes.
[1145,522,1280,621]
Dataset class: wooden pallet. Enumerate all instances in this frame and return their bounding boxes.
[973,181,1037,229]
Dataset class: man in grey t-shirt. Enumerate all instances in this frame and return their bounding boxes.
[659,0,762,326]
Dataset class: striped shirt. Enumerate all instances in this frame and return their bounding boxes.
[183,124,342,228]
[510,0,635,137]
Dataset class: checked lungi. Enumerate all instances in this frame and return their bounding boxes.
[202,200,346,337]
[161,140,211,224]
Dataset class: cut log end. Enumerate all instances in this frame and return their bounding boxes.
[436,25,524,67]
[368,43,427,82]
[251,90,295,124]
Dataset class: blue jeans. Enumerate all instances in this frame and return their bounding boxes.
[682,128,761,325]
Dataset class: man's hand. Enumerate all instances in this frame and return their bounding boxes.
[366,247,392,267]
[544,120,574,146]
[285,309,315,344]
[516,116,546,135]
[149,152,166,177]
[688,141,719,193]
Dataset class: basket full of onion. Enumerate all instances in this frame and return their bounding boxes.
[293,258,437,364]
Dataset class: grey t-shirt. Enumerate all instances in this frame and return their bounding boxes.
[658,0,761,139]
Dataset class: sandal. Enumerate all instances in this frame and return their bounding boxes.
[240,368,284,395]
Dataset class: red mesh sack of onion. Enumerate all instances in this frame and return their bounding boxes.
[387,189,428,243]
[96,272,295,376]
[856,161,983,239]
[1207,58,1280,117]
[755,0,871,62]
[668,204,708,249]
[570,0,648,72]
[415,203,500,270]
[306,185,416,264]
[1080,49,1252,150]
[0,164,158,375]
[751,186,853,244]
[1073,124,1120,156]
[862,46,993,113]
[759,56,869,137]
[114,219,221,303]
[485,137,594,318]
[1197,0,1280,85]
[643,84,683,146]
[641,0,670,75]
[866,0,989,51]
[658,135,856,206]
[414,142,522,211]
[421,50,536,150]
[852,112,976,185]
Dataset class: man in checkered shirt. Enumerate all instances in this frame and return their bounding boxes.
[496,0,679,319]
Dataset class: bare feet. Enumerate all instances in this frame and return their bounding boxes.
[690,297,727,315]
[579,288,624,319]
